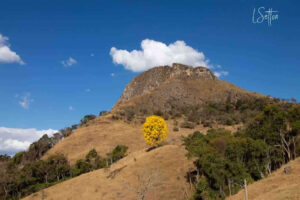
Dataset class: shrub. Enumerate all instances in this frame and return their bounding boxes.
[80,114,96,126]
[99,110,107,116]
[11,151,25,165]
[173,127,179,132]
[180,121,195,129]
[73,159,91,176]
[123,107,135,121]
[0,154,10,162]
[153,110,164,116]
[111,145,128,162]
[202,120,212,128]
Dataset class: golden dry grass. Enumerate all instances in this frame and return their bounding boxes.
[227,158,300,200]
[43,114,239,165]
[24,145,194,200]
[30,113,240,200]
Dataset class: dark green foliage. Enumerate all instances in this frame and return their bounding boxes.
[72,159,92,176]
[176,97,274,127]
[99,110,107,116]
[11,151,25,165]
[111,145,128,162]
[0,154,11,162]
[0,145,128,199]
[80,114,96,126]
[185,103,300,200]
[245,104,300,170]
[184,130,264,199]
[0,154,70,199]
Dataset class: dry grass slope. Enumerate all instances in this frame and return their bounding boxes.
[24,145,194,200]
[227,158,300,200]
[43,114,238,165]
[29,64,266,199]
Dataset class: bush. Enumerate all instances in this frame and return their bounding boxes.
[99,110,107,116]
[153,110,164,116]
[11,151,25,165]
[123,107,135,121]
[173,127,179,132]
[111,145,128,162]
[0,154,10,162]
[180,121,195,129]
[202,120,212,128]
[73,159,92,176]
[225,118,234,125]
[80,114,96,126]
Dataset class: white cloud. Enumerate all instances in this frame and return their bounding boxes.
[110,73,115,77]
[214,71,229,78]
[19,93,33,109]
[0,33,25,65]
[110,39,215,72]
[0,127,57,155]
[68,106,74,111]
[61,57,77,67]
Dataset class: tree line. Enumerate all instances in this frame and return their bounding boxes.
[0,145,127,199]
[184,102,300,199]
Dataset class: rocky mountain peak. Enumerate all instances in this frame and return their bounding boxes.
[116,63,217,105]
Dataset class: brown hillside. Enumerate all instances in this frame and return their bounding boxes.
[33,63,266,200]
[43,113,239,164]
[227,158,300,200]
[25,145,194,200]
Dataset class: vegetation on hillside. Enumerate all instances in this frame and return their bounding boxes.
[5,113,100,168]
[114,96,282,127]
[184,102,300,200]
[0,145,128,200]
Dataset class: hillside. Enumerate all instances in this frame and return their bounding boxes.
[227,158,300,200]
[113,63,263,120]
[19,63,280,200]
[43,113,239,165]
[44,63,256,164]
[25,145,194,200]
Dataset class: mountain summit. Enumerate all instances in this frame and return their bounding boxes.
[116,63,216,105]
[113,63,262,121]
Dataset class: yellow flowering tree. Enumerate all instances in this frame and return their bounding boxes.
[142,115,168,146]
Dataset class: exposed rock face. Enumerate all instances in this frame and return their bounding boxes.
[116,63,216,105]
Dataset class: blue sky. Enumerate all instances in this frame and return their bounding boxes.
[0,0,299,154]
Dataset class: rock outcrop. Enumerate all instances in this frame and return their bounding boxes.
[116,63,216,105]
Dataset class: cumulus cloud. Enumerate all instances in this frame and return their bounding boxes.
[214,71,229,78]
[0,127,57,155]
[61,57,77,67]
[110,39,215,72]
[0,33,25,65]
[19,93,33,109]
